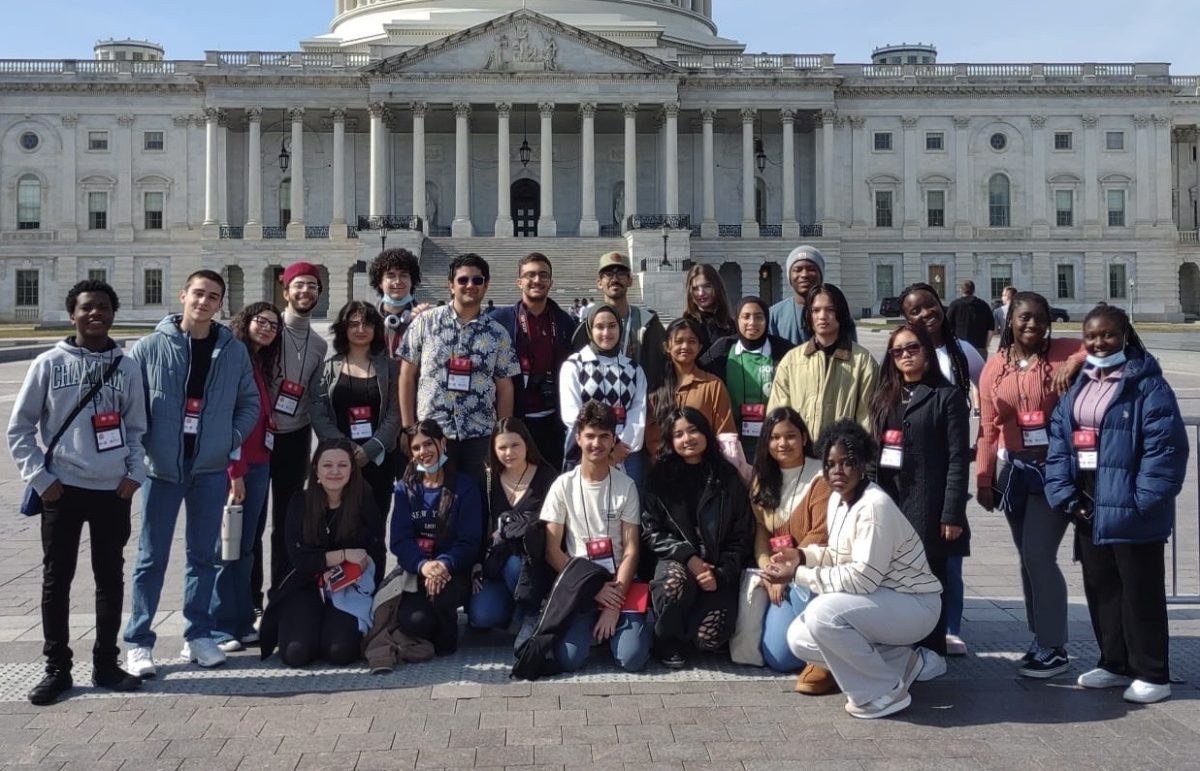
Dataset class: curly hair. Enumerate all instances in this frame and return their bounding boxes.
[230,302,283,379]
[368,249,421,293]
[331,301,386,356]
[65,279,120,314]
[816,419,876,485]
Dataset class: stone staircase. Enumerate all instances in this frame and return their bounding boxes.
[416,236,635,308]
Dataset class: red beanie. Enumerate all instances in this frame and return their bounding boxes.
[281,261,322,290]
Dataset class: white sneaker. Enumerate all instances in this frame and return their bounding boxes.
[916,647,948,682]
[1123,680,1171,704]
[901,649,923,690]
[217,639,244,653]
[126,647,156,679]
[1077,668,1133,689]
[945,634,968,656]
[845,687,912,719]
[181,638,227,668]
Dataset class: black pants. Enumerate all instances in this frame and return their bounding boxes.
[916,554,949,656]
[276,587,363,668]
[395,577,472,655]
[1076,528,1169,684]
[257,426,312,604]
[41,486,132,673]
[524,414,566,472]
[649,560,739,653]
[361,459,394,576]
[448,437,490,496]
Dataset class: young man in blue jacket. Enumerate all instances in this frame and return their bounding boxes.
[488,252,578,470]
[123,270,260,676]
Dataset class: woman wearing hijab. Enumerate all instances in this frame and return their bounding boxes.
[559,303,649,487]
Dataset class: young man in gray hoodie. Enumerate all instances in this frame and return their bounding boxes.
[7,280,146,705]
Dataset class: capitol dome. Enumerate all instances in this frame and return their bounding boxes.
[316,0,741,54]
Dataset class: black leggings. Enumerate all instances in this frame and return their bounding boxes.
[395,577,472,655]
[649,560,739,652]
[276,588,363,668]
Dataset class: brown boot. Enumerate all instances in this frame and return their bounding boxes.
[794,664,839,695]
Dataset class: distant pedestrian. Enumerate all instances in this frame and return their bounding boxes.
[946,280,995,358]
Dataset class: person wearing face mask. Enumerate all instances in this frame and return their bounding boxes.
[699,297,794,461]
[681,264,735,356]
[390,421,484,655]
[768,245,857,346]
[369,249,430,359]
[1045,304,1188,704]
[559,304,648,486]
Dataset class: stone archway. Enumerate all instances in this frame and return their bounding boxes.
[265,265,285,310]
[314,265,332,318]
[1181,262,1200,317]
[223,265,245,317]
[758,262,782,305]
[718,262,742,304]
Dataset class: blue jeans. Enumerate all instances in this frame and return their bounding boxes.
[761,584,811,673]
[621,449,647,492]
[123,467,228,648]
[558,610,651,672]
[211,463,269,644]
[945,556,965,636]
[467,554,522,630]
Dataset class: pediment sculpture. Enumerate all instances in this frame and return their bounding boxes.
[484,23,559,72]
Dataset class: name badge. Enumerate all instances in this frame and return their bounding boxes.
[1019,411,1048,448]
[416,536,435,557]
[349,406,374,441]
[264,417,276,452]
[448,356,472,392]
[769,534,795,554]
[880,429,904,469]
[740,404,766,438]
[274,379,305,416]
[585,536,617,574]
[1074,429,1099,471]
[92,412,124,452]
[611,404,627,426]
[184,398,202,436]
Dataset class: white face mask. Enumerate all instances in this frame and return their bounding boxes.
[416,453,448,474]
[384,293,413,308]
[1086,350,1127,369]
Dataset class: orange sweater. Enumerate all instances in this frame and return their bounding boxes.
[645,368,736,458]
[751,474,832,569]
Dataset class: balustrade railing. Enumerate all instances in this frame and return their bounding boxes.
[1180,230,1200,244]
[357,215,423,232]
[799,223,824,238]
[219,226,244,240]
[760,224,783,238]
[304,225,329,239]
[626,214,692,231]
[718,224,742,238]
[262,226,286,239]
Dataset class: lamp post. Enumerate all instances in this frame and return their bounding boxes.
[278,137,290,173]
[1129,277,1137,323]
[660,225,671,270]
[380,224,389,253]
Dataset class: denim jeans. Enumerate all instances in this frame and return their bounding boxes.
[211,462,269,644]
[558,610,651,672]
[761,584,811,673]
[944,556,965,636]
[467,554,522,630]
[123,466,228,648]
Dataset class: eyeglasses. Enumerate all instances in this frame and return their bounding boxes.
[347,320,372,330]
[600,269,630,281]
[520,271,552,281]
[251,316,280,331]
[288,281,320,292]
[455,275,487,287]
[888,342,923,360]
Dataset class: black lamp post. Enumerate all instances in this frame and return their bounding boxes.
[278,137,290,173]
[754,112,768,173]
[660,226,671,269]
[519,107,532,167]
[380,225,389,252]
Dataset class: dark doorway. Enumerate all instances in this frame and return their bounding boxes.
[758,262,782,305]
[1181,262,1200,317]
[512,179,540,237]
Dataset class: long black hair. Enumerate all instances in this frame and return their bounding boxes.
[653,317,706,431]
[487,417,550,488]
[900,282,970,401]
[401,419,460,544]
[230,301,283,380]
[869,323,951,439]
[303,438,368,546]
[654,406,731,476]
[1082,303,1146,355]
[750,407,812,511]
[997,291,1055,388]
[332,301,386,356]
[804,283,855,349]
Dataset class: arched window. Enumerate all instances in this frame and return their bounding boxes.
[17,175,41,229]
[988,174,1011,227]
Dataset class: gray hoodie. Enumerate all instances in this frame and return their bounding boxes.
[7,339,147,494]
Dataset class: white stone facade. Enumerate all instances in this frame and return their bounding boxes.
[2,1,1200,322]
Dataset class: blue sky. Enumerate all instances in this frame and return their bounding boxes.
[1,0,1197,72]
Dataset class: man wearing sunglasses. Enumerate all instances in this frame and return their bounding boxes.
[399,253,520,489]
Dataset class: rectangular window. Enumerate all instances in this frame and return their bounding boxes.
[144,192,164,230]
[88,192,108,230]
[873,132,893,151]
[143,268,164,306]
[875,191,894,227]
[1107,189,1127,227]
[925,132,945,151]
[926,190,945,227]
[1055,190,1074,227]
[989,264,1013,300]
[1108,263,1128,299]
[15,269,39,307]
[143,131,164,151]
[1053,132,1073,150]
[875,264,895,301]
[87,268,107,283]
[1105,131,1125,150]
[1056,264,1076,300]
[87,131,109,151]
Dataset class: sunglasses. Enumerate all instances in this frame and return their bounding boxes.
[251,316,280,331]
[888,341,923,360]
[455,275,487,287]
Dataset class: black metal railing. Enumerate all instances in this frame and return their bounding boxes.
[347,226,359,239]
[262,226,286,239]
[800,223,823,237]
[718,224,742,238]
[304,225,329,239]
[599,224,622,237]
[219,226,243,240]
[626,214,693,231]
[760,224,783,238]
[357,215,423,232]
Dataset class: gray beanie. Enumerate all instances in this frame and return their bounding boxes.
[785,245,826,278]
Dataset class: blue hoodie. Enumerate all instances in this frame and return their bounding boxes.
[1045,351,1189,545]
[129,315,261,483]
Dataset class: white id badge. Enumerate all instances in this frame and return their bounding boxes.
[448,356,472,392]
[1018,411,1048,448]
[349,406,374,440]
[92,412,124,452]
[879,429,903,469]
[585,537,617,574]
[274,380,304,416]
[184,398,202,436]
[1074,430,1098,470]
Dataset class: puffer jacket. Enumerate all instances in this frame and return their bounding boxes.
[1045,351,1189,545]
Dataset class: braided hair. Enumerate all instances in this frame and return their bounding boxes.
[1082,303,1146,355]
[996,291,1055,393]
[900,282,971,401]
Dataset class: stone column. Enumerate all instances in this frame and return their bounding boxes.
[781,109,798,238]
[953,115,972,238]
[1154,115,1174,227]
[579,102,599,237]
[623,102,639,230]
[849,115,867,228]
[330,108,346,239]
[901,115,919,238]
[286,107,305,239]
[1134,114,1153,229]
[1083,114,1100,237]
[701,108,717,238]
[819,109,837,230]
[538,102,557,237]
[664,102,680,217]
[493,103,513,237]
[412,102,427,227]
[740,108,759,238]
[1029,114,1048,237]
[1194,130,1200,229]
[203,107,220,231]
[245,108,263,239]
[368,102,386,219]
[115,114,134,241]
[452,102,474,237]
[217,113,229,227]
[60,115,78,240]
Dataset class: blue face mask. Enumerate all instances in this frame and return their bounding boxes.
[1086,350,1127,369]
[416,453,448,474]
[384,293,413,308]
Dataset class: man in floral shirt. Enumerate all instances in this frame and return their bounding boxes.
[399,253,519,489]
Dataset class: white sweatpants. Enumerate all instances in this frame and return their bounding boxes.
[786,588,941,706]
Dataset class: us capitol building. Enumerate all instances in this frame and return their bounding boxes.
[3,0,1200,321]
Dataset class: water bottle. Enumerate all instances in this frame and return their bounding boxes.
[221,503,243,561]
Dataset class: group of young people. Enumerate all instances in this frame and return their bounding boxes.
[6,242,1190,720]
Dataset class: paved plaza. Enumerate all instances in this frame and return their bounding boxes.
[0,329,1197,770]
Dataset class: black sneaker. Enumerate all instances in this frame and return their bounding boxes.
[660,651,687,669]
[28,669,72,706]
[1020,639,1039,663]
[1019,647,1070,679]
[92,665,143,693]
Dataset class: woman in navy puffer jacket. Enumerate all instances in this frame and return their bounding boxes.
[1045,303,1189,705]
